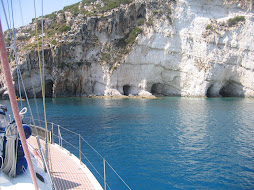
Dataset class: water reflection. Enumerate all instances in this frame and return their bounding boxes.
[176,98,209,152]
[1,97,254,189]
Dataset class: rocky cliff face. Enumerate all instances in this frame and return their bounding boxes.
[1,0,254,98]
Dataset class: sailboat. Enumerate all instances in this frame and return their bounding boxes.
[0,1,130,190]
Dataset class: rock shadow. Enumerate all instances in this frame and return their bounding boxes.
[219,81,244,97]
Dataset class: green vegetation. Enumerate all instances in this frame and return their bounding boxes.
[59,25,71,32]
[9,54,15,62]
[63,2,80,16]
[101,52,111,61]
[125,27,143,44]
[228,16,245,26]
[206,24,212,30]
[18,0,136,54]
[137,18,145,26]
[146,18,153,26]
[22,28,36,37]
[82,0,133,12]
[5,37,11,45]
[47,30,55,37]
[82,0,96,5]
[21,38,44,51]
[63,0,132,15]
[51,40,57,45]
[45,23,71,37]
[44,12,57,20]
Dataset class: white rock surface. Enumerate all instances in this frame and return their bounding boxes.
[105,0,254,97]
[1,0,254,98]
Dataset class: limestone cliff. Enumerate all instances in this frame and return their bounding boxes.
[1,0,254,98]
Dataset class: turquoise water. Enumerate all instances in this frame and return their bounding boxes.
[1,97,254,189]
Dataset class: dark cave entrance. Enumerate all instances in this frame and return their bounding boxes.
[45,80,53,97]
[206,84,215,97]
[219,82,244,97]
[151,83,163,95]
[123,85,131,96]
[137,4,146,19]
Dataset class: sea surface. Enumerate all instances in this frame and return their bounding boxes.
[1,97,254,190]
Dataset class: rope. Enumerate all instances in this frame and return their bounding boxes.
[33,0,53,179]
[0,155,3,169]
[1,123,18,178]
[6,0,49,178]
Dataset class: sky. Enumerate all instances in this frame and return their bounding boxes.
[0,0,81,32]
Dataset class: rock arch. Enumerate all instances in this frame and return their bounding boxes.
[151,83,163,95]
[219,81,244,97]
[206,84,217,97]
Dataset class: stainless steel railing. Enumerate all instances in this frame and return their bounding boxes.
[24,117,131,190]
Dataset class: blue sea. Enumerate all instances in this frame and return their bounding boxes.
[1,97,254,190]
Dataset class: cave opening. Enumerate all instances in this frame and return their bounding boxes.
[137,5,146,19]
[219,81,244,97]
[151,83,163,95]
[206,84,215,98]
[123,85,131,96]
[45,80,53,97]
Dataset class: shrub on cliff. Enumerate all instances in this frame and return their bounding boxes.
[45,12,57,20]
[51,40,57,45]
[137,18,145,26]
[59,25,71,32]
[82,0,96,4]
[98,0,133,12]
[63,2,80,15]
[125,27,143,44]
[206,24,212,30]
[228,16,245,26]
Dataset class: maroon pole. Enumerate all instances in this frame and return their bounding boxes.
[0,20,39,190]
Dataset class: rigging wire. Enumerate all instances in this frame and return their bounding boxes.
[40,0,53,174]
[6,0,12,38]
[2,0,50,182]
[1,0,40,130]
[0,0,11,37]
[0,18,39,190]
[33,0,53,184]
[33,0,50,154]
[10,0,22,108]
[0,1,32,123]
[18,0,24,26]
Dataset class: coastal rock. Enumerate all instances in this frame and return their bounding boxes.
[138,90,155,98]
[0,0,254,98]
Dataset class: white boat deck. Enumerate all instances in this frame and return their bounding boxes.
[0,136,103,190]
